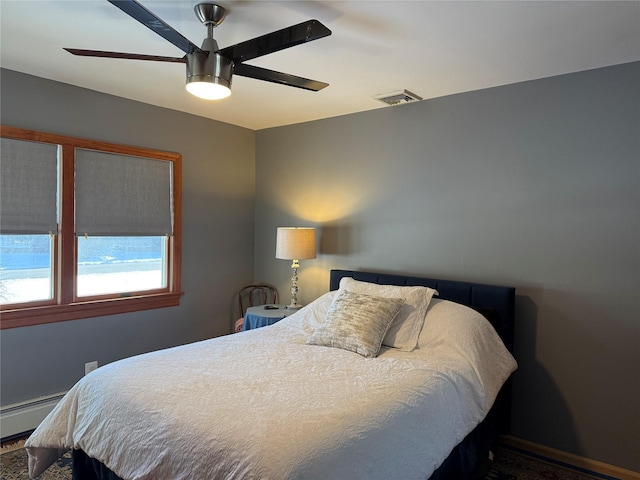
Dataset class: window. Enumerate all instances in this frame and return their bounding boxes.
[0,126,182,329]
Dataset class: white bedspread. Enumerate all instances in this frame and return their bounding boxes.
[26,293,516,480]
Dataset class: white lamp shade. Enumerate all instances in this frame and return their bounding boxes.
[276,227,316,260]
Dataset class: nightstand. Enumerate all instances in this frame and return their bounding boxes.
[242,305,296,331]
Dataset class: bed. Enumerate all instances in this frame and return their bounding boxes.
[26,269,517,480]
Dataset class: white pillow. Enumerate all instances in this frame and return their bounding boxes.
[339,277,437,352]
[307,290,404,357]
[417,298,518,411]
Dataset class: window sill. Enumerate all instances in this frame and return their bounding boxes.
[0,291,184,329]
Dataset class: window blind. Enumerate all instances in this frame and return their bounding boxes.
[74,149,173,236]
[0,137,59,234]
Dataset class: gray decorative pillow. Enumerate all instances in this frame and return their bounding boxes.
[339,277,438,352]
[307,290,404,357]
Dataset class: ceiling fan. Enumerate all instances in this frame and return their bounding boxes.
[64,0,332,100]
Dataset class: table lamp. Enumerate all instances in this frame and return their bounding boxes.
[276,227,316,309]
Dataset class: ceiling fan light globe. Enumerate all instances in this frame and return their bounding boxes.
[186,80,231,100]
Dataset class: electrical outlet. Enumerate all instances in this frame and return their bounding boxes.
[85,361,98,375]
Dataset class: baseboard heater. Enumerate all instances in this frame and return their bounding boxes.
[0,392,67,440]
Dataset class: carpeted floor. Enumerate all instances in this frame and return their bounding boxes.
[486,446,616,480]
[0,439,616,480]
[0,440,71,480]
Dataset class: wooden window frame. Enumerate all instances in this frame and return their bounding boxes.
[0,126,183,329]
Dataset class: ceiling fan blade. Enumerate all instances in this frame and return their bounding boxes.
[217,19,331,64]
[234,63,328,92]
[64,48,186,63]
[108,0,202,55]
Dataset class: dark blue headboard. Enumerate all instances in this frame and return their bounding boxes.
[330,269,515,352]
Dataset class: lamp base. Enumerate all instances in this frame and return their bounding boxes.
[286,263,302,311]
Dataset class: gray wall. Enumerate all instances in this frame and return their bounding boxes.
[0,69,256,405]
[255,62,640,471]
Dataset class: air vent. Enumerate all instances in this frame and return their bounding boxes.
[374,89,423,106]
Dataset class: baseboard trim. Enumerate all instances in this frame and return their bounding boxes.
[0,392,66,440]
[501,435,640,480]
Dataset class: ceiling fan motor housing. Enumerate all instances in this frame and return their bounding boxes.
[186,51,232,90]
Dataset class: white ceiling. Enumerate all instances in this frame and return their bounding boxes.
[1,1,639,130]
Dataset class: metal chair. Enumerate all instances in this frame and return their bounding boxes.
[235,284,279,332]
